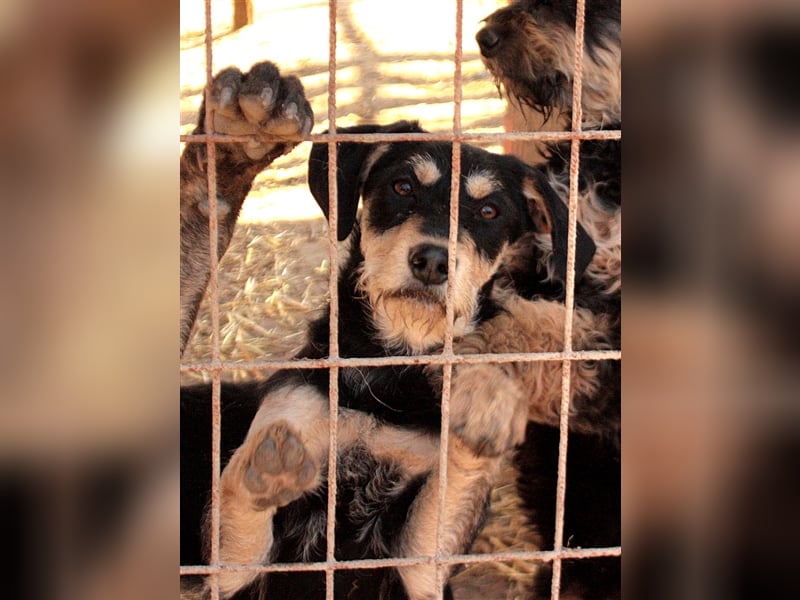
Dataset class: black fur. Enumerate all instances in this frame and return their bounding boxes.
[516,425,620,600]
[181,121,597,599]
[476,2,622,598]
[476,0,620,122]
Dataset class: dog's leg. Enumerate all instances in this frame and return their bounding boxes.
[215,420,316,596]
[180,61,313,354]
[209,385,335,597]
[396,437,501,600]
[448,296,618,440]
[395,297,617,598]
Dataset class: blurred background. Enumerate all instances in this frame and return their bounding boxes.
[1,0,799,598]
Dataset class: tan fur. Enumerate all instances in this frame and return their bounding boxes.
[409,154,442,186]
[365,426,440,477]
[211,380,500,599]
[449,296,612,440]
[179,581,207,600]
[520,18,575,81]
[358,213,508,353]
[360,143,391,188]
[483,12,621,127]
[179,62,313,355]
[397,437,503,600]
[464,169,499,200]
[522,177,555,234]
[545,174,622,295]
[518,173,621,295]
[522,19,622,127]
[504,101,570,166]
[516,17,620,127]
[213,385,376,597]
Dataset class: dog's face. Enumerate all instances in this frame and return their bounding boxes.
[476,0,621,125]
[357,143,535,351]
[308,122,596,354]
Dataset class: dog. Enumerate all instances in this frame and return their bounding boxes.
[180,102,603,597]
[476,0,620,127]
[476,0,621,168]
[459,1,622,598]
[476,0,621,308]
[180,61,313,355]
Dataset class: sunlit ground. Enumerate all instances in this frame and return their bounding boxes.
[180,0,506,222]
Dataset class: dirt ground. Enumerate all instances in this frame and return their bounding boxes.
[180,2,541,597]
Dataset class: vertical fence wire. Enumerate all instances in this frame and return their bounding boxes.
[551,0,589,597]
[202,0,221,598]
[325,2,340,598]
[183,0,621,596]
[435,0,465,596]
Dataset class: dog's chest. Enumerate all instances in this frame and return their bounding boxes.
[336,365,442,431]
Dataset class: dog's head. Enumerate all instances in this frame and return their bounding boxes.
[476,0,620,125]
[308,121,595,352]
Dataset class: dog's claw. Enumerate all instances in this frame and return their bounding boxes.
[284,102,298,119]
[260,86,274,106]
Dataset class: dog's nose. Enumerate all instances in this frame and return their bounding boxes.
[476,27,501,58]
[409,244,448,286]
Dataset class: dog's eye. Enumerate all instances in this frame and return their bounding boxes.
[393,180,414,196]
[479,203,499,220]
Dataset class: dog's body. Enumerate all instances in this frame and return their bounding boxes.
[181,97,601,597]
[470,2,622,598]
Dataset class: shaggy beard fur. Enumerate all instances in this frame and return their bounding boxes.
[477,0,621,128]
[356,220,509,354]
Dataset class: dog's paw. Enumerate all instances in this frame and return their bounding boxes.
[447,362,529,457]
[206,61,313,163]
[241,421,318,509]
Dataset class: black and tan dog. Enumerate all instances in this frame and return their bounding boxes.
[476,0,620,127]
[476,0,621,196]
[464,1,622,598]
[476,0,621,311]
[180,67,602,597]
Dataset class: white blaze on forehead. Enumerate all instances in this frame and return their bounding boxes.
[465,170,499,200]
[409,154,442,186]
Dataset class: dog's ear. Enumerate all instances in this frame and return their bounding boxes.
[523,168,596,283]
[308,120,426,241]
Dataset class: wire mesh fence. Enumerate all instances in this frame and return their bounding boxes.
[179,1,621,598]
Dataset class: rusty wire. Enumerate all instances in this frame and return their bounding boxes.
[324,2,340,598]
[552,0,588,596]
[180,129,621,145]
[434,3,465,595]
[180,544,621,577]
[184,0,621,597]
[202,0,221,598]
[181,349,621,374]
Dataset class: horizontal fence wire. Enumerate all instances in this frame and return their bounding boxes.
[182,0,621,596]
[180,545,622,576]
[180,350,621,373]
[180,129,621,145]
